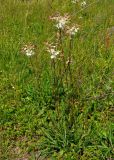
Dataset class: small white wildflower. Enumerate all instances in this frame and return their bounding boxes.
[81,1,86,7]
[70,27,79,36]
[50,48,60,59]
[50,14,70,30]
[71,0,79,4]
[67,25,80,36]
[25,49,35,57]
[21,43,35,57]
[66,57,73,65]
[46,43,60,59]
[56,19,67,30]
[56,16,69,30]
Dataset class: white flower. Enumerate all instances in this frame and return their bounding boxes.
[71,0,79,4]
[46,43,60,59]
[67,26,79,36]
[51,51,60,59]
[81,1,86,7]
[56,16,69,29]
[21,43,35,57]
[25,49,35,57]
[50,14,70,30]
[49,48,60,59]
[56,19,67,29]
[70,27,79,36]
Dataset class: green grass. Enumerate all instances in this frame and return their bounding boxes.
[0,0,114,159]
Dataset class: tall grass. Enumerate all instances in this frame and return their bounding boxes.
[0,0,114,159]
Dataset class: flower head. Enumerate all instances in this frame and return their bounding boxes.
[71,0,79,4]
[56,18,67,30]
[66,25,80,37]
[50,49,60,59]
[46,42,60,59]
[81,1,86,7]
[50,14,70,30]
[21,43,35,57]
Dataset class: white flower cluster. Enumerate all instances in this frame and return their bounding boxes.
[71,0,86,7]
[67,25,79,36]
[71,0,79,4]
[21,44,35,57]
[50,14,70,30]
[46,43,60,59]
[81,1,86,7]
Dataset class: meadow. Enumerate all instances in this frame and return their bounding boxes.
[0,0,114,159]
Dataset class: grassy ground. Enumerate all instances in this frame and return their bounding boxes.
[0,0,114,159]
